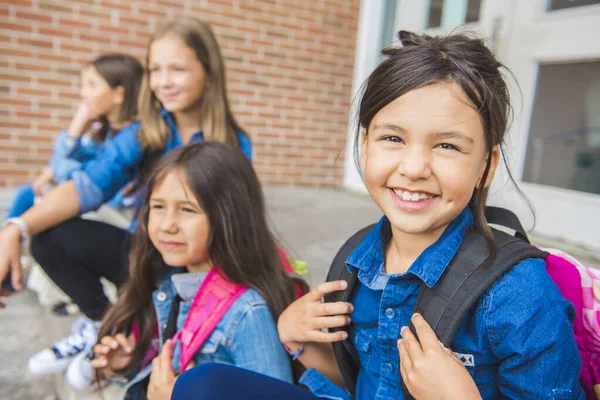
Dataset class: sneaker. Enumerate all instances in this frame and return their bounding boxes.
[52,301,81,316]
[28,316,100,375]
[66,348,108,391]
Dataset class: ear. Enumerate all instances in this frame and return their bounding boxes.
[359,129,368,171]
[112,85,125,106]
[477,145,500,188]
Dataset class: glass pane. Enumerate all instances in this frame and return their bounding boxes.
[427,0,481,28]
[428,0,444,28]
[465,0,482,22]
[523,61,600,195]
[547,0,600,11]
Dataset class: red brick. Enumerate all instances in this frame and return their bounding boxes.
[2,0,360,189]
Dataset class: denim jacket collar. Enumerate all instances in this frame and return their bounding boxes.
[346,207,474,289]
[160,109,204,147]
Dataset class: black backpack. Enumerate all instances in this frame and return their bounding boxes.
[324,206,547,399]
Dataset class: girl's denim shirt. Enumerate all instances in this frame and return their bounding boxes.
[71,110,252,216]
[122,271,293,400]
[49,131,106,184]
[300,207,584,400]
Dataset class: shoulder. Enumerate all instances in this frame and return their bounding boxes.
[115,121,141,135]
[223,289,271,332]
[480,257,575,331]
[228,288,268,314]
[486,257,564,304]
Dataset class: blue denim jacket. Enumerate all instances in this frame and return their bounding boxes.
[301,208,584,400]
[72,110,252,214]
[122,270,293,399]
[49,131,103,183]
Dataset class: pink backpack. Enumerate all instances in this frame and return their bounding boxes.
[484,207,599,398]
[544,248,600,399]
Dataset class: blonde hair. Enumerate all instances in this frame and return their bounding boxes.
[137,17,244,150]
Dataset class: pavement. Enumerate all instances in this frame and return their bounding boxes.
[0,186,382,400]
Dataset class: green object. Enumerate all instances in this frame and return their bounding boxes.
[290,259,309,275]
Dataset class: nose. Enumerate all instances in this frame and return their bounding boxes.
[159,209,178,233]
[157,69,173,88]
[397,145,431,181]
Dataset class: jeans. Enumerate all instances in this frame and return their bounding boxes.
[30,218,131,320]
[6,184,35,218]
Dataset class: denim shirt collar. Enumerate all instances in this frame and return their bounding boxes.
[346,207,474,289]
[160,108,204,147]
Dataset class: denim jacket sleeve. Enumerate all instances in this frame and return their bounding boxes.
[74,122,142,213]
[229,302,293,383]
[484,258,584,399]
[49,132,82,182]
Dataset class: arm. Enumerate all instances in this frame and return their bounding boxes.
[230,302,293,382]
[487,259,584,399]
[0,123,143,289]
[277,281,352,387]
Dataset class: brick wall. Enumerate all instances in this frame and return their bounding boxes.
[0,0,359,189]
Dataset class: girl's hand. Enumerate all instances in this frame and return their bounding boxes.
[147,339,178,400]
[67,103,94,138]
[32,167,54,196]
[398,314,482,400]
[0,224,24,292]
[277,280,353,349]
[91,333,136,377]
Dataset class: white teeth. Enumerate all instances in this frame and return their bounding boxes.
[393,189,434,202]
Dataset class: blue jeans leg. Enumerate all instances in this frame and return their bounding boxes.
[6,184,35,218]
[172,363,320,400]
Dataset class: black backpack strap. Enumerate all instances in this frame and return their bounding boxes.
[410,228,547,346]
[484,206,529,243]
[324,224,375,397]
[400,228,546,400]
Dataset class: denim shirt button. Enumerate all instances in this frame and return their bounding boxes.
[385,308,395,319]
[382,362,393,374]
[157,292,167,301]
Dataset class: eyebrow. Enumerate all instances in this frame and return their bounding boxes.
[149,198,198,207]
[372,123,474,144]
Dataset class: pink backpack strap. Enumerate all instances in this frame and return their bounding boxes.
[173,269,247,372]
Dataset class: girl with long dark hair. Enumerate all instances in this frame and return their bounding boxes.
[88,142,295,399]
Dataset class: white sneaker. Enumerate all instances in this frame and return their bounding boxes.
[28,316,100,375]
[66,348,108,391]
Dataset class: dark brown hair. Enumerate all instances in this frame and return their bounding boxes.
[356,30,514,258]
[98,142,295,375]
[89,54,144,141]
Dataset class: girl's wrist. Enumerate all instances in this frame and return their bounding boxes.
[283,341,305,360]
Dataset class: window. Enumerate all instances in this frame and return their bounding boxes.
[426,0,482,29]
[523,61,600,194]
[547,0,600,11]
